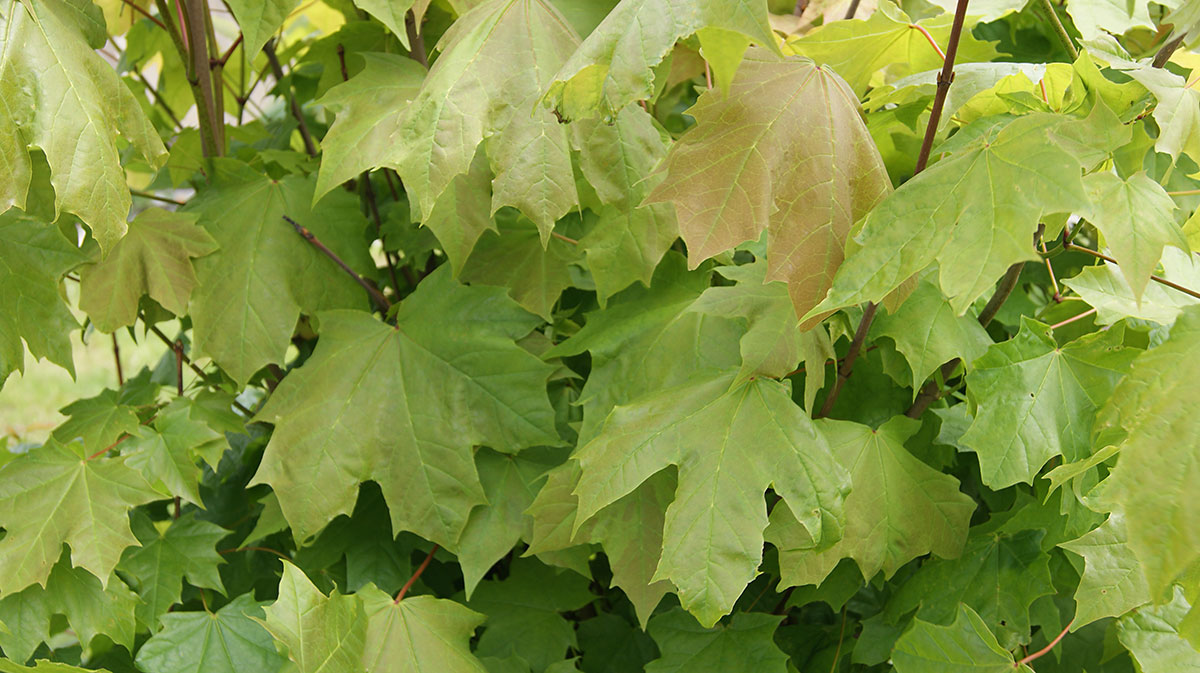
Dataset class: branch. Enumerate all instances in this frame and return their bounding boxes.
[113,335,124,386]
[180,0,223,157]
[395,544,439,603]
[818,0,972,417]
[264,39,318,157]
[143,323,254,416]
[219,546,292,560]
[404,10,429,68]
[130,189,185,206]
[1037,0,1078,61]
[843,0,862,20]
[1153,33,1187,68]
[1063,240,1200,299]
[120,0,167,30]
[282,215,392,312]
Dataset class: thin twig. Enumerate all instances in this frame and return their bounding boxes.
[1037,0,1078,61]
[843,0,862,20]
[1049,308,1096,330]
[1040,236,1060,300]
[792,0,807,16]
[131,189,186,205]
[113,335,125,386]
[1063,241,1200,299]
[214,33,242,67]
[1167,188,1200,196]
[120,0,168,30]
[219,546,292,560]
[1016,620,1074,667]
[820,0,972,418]
[283,216,392,311]
[395,544,439,603]
[551,231,579,245]
[264,39,318,157]
[174,340,185,396]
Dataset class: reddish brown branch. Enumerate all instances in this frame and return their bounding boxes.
[1063,241,1200,299]
[282,216,392,311]
[1016,619,1073,667]
[395,544,439,603]
[120,0,167,30]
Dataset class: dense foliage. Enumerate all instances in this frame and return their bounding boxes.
[3,0,1200,670]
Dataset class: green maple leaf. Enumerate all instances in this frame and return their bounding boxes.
[79,207,217,333]
[457,448,559,597]
[468,558,594,672]
[1096,305,1200,599]
[546,253,745,442]
[186,161,375,385]
[809,106,1130,318]
[1117,587,1200,673]
[252,270,558,546]
[351,0,418,48]
[0,439,162,595]
[0,660,115,673]
[572,106,677,302]
[543,0,776,120]
[223,0,301,57]
[459,212,582,321]
[1123,65,1200,166]
[786,2,998,97]
[874,278,992,393]
[960,319,1137,489]
[117,511,227,630]
[646,50,892,324]
[51,388,140,451]
[263,562,367,673]
[393,0,579,237]
[525,462,675,626]
[1060,513,1151,628]
[313,53,425,203]
[0,553,139,660]
[1082,171,1186,301]
[359,586,490,673]
[0,211,86,386]
[688,261,834,409]
[0,0,167,250]
[134,593,287,673]
[644,609,788,673]
[886,529,1055,648]
[1065,248,1200,325]
[421,148,495,273]
[572,371,848,626]
[891,604,1026,673]
[1066,0,1154,40]
[768,416,974,588]
[123,398,228,505]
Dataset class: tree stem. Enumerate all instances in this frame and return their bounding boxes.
[405,10,429,68]
[1037,0,1078,61]
[820,0,972,417]
[395,544,439,603]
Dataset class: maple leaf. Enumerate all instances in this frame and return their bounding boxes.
[1065,248,1200,325]
[572,371,848,626]
[262,562,367,673]
[1095,305,1200,599]
[0,440,162,595]
[79,208,217,333]
[134,593,286,673]
[809,105,1130,318]
[768,416,974,588]
[251,270,559,546]
[891,605,1026,673]
[1060,514,1151,628]
[644,609,788,673]
[117,511,227,630]
[360,586,491,673]
[223,0,300,57]
[646,50,892,324]
[51,388,141,451]
[185,161,375,386]
[543,0,776,120]
[960,319,1137,489]
[123,397,228,505]
[313,53,425,203]
[351,0,419,49]
[0,0,166,250]
[873,277,992,393]
[572,106,678,302]
[0,211,86,386]
[1082,171,1186,301]
[786,2,998,97]
[392,0,579,238]
[1117,587,1200,673]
